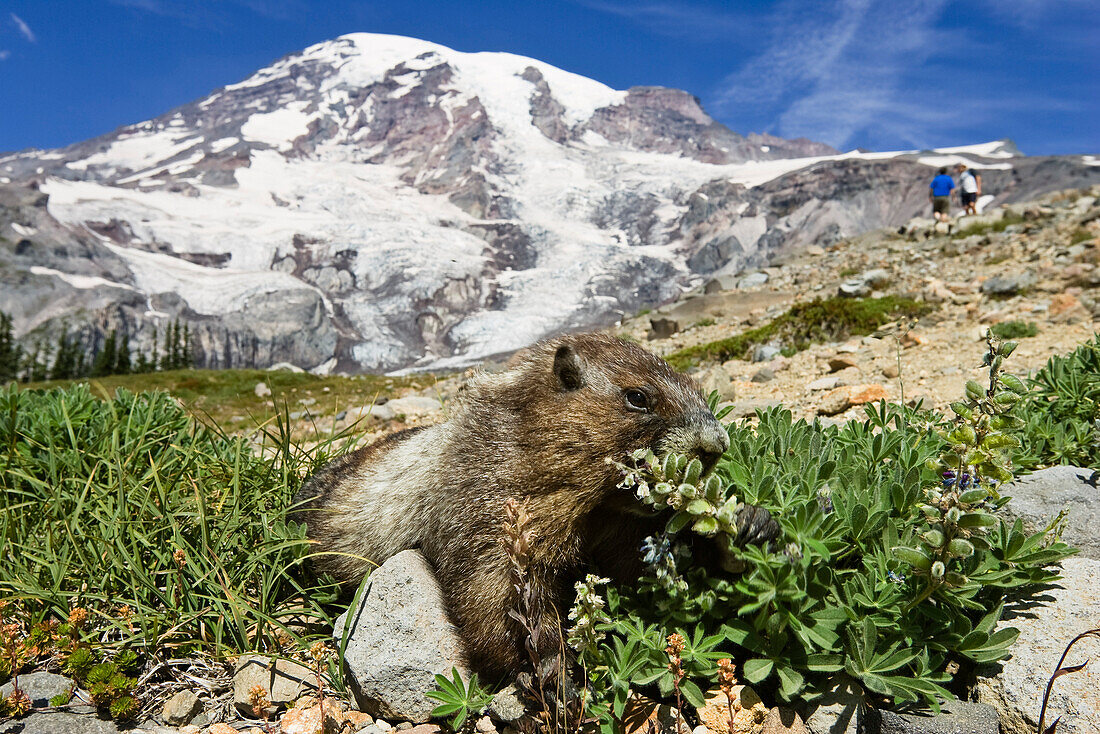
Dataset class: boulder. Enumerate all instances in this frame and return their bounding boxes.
[753,345,782,363]
[738,272,770,289]
[254,381,272,398]
[1000,465,1100,559]
[648,317,680,340]
[827,357,858,373]
[698,365,737,401]
[837,280,872,298]
[974,556,1100,734]
[486,684,526,724]
[336,550,469,722]
[233,654,318,716]
[0,672,75,709]
[162,689,203,726]
[806,376,840,392]
[751,367,775,383]
[761,707,810,734]
[980,273,1035,297]
[817,384,888,416]
[863,701,1000,734]
[383,396,443,420]
[799,676,862,734]
[694,686,768,734]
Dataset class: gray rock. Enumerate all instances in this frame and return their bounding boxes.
[980,273,1035,296]
[974,556,1100,734]
[162,689,203,726]
[188,711,211,728]
[0,672,75,708]
[384,396,443,419]
[800,676,863,734]
[806,376,841,391]
[697,365,736,401]
[648,317,680,340]
[336,549,470,723]
[232,654,317,716]
[751,367,775,383]
[737,272,769,289]
[753,344,781,363]
[838,280,872,298]
[254,381,271,398]
[864,701,1000,734]
[487,684,526,723]
[1000,465,1100,559]
[0,713,120,734]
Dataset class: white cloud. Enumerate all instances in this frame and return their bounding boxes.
[0,49,10,61]
[714,0,956,148]
[10,13,35,43]
[577,1,756,40]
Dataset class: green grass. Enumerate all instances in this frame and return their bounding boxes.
[951,211,1025,239]
[989,321,1039,340]
[1069,227,1094,246]
[19,368,423,431]
[0,383,352,659]
[666,296,932,370]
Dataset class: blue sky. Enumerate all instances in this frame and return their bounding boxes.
[1,0,1096,155]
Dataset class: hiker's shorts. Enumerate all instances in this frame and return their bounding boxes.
[932,196,950,215]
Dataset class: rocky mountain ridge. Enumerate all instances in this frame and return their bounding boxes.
[2,33,1098,372]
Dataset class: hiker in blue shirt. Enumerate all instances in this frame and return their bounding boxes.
[929,167,955,223]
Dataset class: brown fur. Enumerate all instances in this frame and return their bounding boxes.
[294,333,739,678]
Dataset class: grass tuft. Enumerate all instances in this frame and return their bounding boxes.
[0,383,355,659]
[666,296,931,370]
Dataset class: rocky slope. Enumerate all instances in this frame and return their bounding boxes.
[622,186,1100,424]
[2,33,1098,373]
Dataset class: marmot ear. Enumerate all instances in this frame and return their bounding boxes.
[553,346,584,391]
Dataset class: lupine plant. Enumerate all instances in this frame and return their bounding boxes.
[569,334,1076,723]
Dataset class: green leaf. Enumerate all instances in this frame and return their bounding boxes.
[777,666,805,699]
[742,658,774,683]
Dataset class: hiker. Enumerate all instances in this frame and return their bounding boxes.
[955,163,982,215]
[929,167,955,223]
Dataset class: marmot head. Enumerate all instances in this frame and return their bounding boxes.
[495,333,729,506]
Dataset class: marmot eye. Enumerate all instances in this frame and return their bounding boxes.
[624,389,649,412]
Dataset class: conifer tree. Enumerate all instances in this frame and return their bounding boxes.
[50,330,78,380]
[0,311,22,383]
[148,326,159,373]
[182,323,193,369]
[91,330,118,377]
[116,333,132,375]
[24,341,48,383]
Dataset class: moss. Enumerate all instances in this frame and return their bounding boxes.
[989,321,1039,340]
[666,296,932,370]
[1069,227,1094,245]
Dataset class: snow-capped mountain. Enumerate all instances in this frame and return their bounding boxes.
[1,33,1097,372]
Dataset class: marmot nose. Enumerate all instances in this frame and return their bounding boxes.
[691,414,730,474]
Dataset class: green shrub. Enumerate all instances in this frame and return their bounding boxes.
[0,384,346,659]
[667,296,931,370]
[989,321,1038,340]
[1014,333,1100,469]
[572,338,1074,727]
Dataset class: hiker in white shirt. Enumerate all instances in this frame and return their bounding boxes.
[955,164,981,215]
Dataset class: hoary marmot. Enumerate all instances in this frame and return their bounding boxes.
[294,333,777,677]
